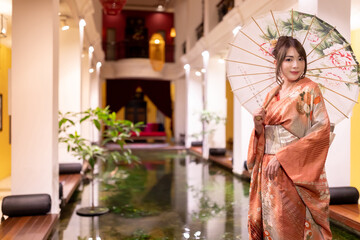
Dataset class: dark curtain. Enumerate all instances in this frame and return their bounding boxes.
[106,79,172,118]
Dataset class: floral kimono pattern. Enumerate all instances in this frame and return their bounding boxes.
[247,77,332,240]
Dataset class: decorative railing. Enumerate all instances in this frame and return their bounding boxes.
[216,0,234,22]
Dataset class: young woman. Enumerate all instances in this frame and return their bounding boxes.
[247,36,332,239]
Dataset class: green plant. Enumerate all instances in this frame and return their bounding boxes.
[58,106,143,213]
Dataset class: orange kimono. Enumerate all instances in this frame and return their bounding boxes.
[247,77,332,240]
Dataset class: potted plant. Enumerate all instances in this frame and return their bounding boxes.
[58,106,142,216]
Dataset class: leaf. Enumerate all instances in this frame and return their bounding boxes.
[80,115,90,123]
[93,119,101,130]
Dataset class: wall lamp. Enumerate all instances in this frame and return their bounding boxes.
[0,14,7,38]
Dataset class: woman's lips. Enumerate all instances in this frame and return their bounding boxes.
[291,71,299,74]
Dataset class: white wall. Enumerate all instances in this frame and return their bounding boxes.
[187,0,203,49]
[174,0,188,62]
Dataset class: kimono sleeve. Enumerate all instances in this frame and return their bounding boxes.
[275,83,330,183]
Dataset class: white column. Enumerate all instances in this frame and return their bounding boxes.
[233,97,253,175]
[174,77,187,143]
[59,27,82,163]
[299,0,351,187]
[184,64,192,148]
[81,51,92,141]
[206,57,226,149]
[202,51,210,159]
[11,0,59,213]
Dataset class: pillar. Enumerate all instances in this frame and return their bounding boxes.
[58,27,82,163]
[12,0,59,213]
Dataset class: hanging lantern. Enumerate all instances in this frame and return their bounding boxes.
[149,33,165,72]
[99,0,127,15]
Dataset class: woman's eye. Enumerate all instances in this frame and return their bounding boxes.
[285,58,292,62]
[299,57,304,61]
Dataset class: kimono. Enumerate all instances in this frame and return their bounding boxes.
[247,77,332,240]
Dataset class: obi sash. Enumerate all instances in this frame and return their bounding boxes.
[264,125,299,154]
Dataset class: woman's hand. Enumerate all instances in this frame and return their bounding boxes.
[253,107,266,135]
[265,156,281,180]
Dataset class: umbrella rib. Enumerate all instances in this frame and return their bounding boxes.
[323,97,349,119]
[232,77,274,91]
[321,85,358,104]
[307,28,335,58]
[308,44,350,65]
[225,59,275,69]
[292,9,294,38]
[308,64,358,71]
[228,43,274,64]
[241,81,277,105]
[228,72,275,77]
[252,17,268,40]
[302,17,316,46]
[307,74,359,85]
[270,10,280,37]
[239,30,275,58]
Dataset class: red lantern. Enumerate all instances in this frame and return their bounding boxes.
[99,0,127,15]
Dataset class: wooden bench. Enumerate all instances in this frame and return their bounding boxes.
[330,204,360,233]
[59,173,82,205]
[0,214,58,240]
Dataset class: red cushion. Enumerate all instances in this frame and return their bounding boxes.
[143,123,159,132]
[131,131,166,137]
[139,132,166,136]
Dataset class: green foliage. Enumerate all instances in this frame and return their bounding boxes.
[58,106,143,169]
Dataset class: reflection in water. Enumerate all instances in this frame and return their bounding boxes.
[50,150,358,240]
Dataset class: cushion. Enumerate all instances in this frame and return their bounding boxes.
[59,163,82,174]
[329,186,359,205]
[2,194,51,217]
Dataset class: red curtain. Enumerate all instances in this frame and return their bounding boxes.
[106,79,172,118]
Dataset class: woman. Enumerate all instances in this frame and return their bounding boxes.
[247,36,332,239]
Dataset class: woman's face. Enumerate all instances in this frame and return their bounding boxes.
[280,46,305,82]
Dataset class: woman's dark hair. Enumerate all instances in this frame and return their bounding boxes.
[272,36,307,85]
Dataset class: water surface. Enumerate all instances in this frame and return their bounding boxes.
[51,150,359,240]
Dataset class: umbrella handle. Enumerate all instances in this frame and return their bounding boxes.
[254,86,282,121]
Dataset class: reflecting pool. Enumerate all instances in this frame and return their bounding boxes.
[50,150,359,240]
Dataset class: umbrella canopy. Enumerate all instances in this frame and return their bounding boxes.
[226,10,360,125]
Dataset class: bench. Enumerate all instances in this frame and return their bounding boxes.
[330,204,360,233]
[0,194,58,240]
[0,214,58,240]
[59,173,82,205]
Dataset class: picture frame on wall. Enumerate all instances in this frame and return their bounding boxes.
[0,94,2,131]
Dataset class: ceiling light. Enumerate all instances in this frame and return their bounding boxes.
[0,14,7,38]
[232,26,242,36]
[157,5,164,11]
[79,19,86,28]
